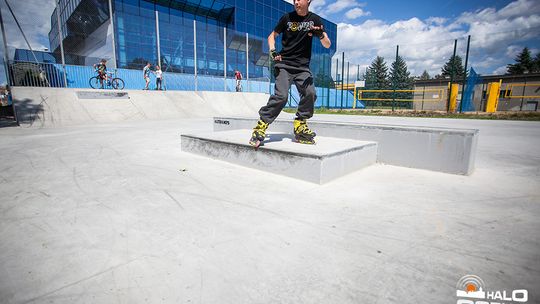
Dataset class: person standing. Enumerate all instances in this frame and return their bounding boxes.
[234,70,243,92]
[143,62,152,90]
[154,65,163,90]
[249,0,331,147]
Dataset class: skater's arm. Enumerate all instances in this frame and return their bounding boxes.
[319,32,331,49]
[268,31,282,61]
[310,25,331,49]
[268,31,279,52]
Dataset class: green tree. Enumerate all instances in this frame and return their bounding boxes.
[533,52,540,73]
[419,70,430,80]
[389,55,413,106]
[365,56,390,101]
[441,55,466,79]
[507,47,534,74]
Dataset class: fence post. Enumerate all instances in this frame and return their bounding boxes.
[340,52,344,109]
[326,56,330,108]
[520,78,527,111]
[392,45,399,112]
[346,61,350,108]
[155,10,161,69]
[246,32,249,92]
[224,27,226,91]
[193,20,197,91]
[54,1,69,87]
[335,58,338,109]
[447,39,457,112]
[459,35,471,113]
[0,7,11,86]
[108,0,117,71]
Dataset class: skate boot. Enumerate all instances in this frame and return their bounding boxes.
[249,119,269,148]
[293,119,316,144]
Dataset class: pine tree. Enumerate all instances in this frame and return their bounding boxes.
[507,47,534,75]
[365,56,390,101]
[389,55,413,103]
[434,74,445,79]
[420,70,430,80]
[441,55,466,79]
[533,52,540,73]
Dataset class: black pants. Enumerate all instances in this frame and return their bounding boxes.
[259,63,316,124]
[156,78,162,90]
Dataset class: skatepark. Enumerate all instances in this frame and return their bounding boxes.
[0,87,539,303]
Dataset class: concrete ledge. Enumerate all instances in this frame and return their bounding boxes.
[181,130,378,184]
[213,117,479,175]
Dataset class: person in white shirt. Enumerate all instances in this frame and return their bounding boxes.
[154,65,163,90]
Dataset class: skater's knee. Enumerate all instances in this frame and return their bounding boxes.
[305,87,317,101]
[272,93,288,103]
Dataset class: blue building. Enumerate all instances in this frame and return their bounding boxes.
[48,0,337,80]
[14,49,57,63]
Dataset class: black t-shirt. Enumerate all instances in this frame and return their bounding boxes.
[274,11,323,68]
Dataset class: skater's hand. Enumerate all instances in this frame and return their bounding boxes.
[270,49,282,62]
[309,25,325,39]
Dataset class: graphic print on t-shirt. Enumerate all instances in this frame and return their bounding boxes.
[287,21,314,32]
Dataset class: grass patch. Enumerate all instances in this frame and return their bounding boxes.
[283,108,540,121]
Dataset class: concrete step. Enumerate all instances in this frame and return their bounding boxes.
[213,117,479,175]
[181,129,378,184]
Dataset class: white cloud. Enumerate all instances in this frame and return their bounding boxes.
[345,8,370,20]
[0,0,55,84]
[0,0,56,56]
[426,17,446,25]
[493,65,508,75]
[334,0,540,76]
[309,0,327,15]
[327,0,366,15]
[505,45,524,58]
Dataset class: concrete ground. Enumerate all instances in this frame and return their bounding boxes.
[0,114,539,303]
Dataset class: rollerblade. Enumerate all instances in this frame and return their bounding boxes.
[293,119,316,144]
[249,119,269,148]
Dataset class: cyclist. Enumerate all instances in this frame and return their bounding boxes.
[93,59,108,89]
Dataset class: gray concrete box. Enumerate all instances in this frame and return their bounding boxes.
[213,117,479,175]
[181,130,378,184]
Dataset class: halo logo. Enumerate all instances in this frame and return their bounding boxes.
[457,275,486,299]
[456,275,528,304]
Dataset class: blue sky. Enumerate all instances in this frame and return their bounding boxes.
[331,0,514,23]
[289,0,540,77]
[0,0,539,85]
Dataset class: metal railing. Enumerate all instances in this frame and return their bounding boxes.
[7,60,273,94]
[7,61,65,88]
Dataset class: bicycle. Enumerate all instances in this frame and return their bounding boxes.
[89,71,125,90]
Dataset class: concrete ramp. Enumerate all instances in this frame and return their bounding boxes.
[11,87,269,127]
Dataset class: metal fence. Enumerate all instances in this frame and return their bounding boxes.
[6,60,273,93]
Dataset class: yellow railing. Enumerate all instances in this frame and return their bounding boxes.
[503,83,540,99]
[334,84,356,90]
[355,88,446,102]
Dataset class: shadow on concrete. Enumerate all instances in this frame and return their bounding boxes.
[12,98,45,127]
[0,105,17,128]
[265,133,294,143]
